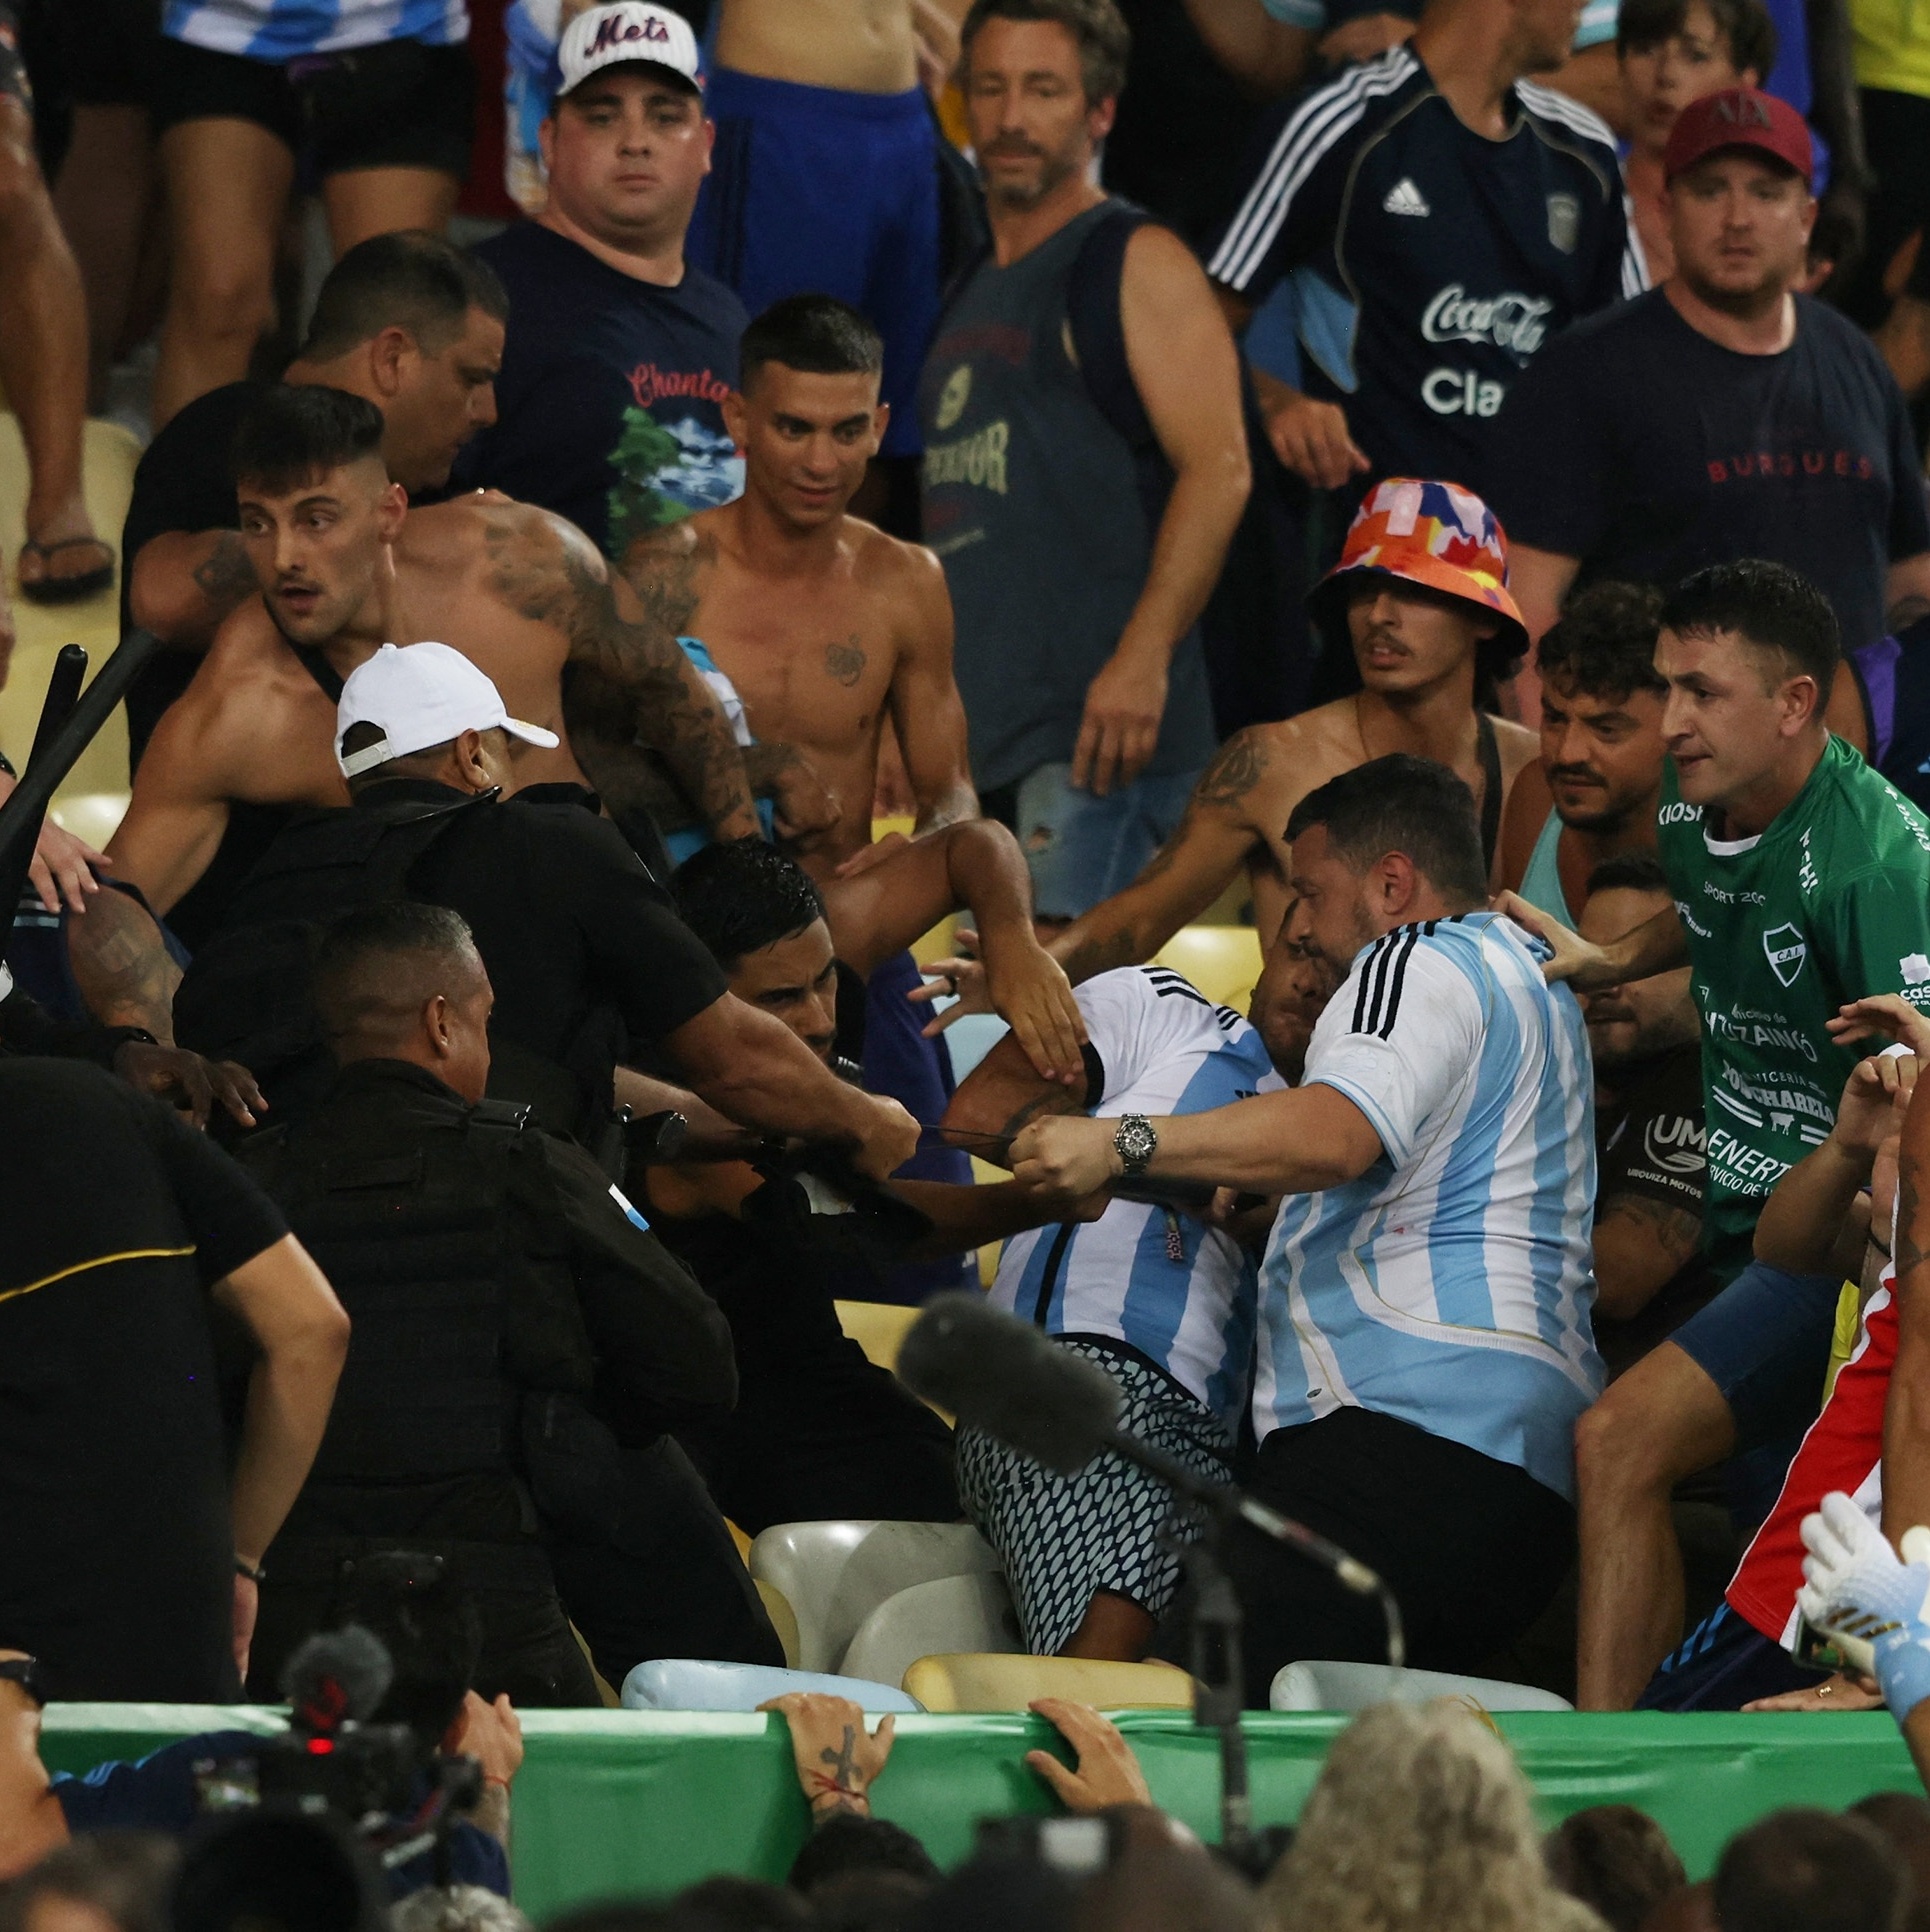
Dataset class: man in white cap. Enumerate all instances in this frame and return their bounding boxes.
[173,640,921,1184]
[454,3,751,564]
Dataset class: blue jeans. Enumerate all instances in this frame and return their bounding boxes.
[1011,762,1203,921]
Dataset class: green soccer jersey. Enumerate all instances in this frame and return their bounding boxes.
[1656,734,1930,1264]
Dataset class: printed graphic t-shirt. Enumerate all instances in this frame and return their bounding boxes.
[457,221,747,558]
[1490,289,1930,655]
[1655,734,1930,1263]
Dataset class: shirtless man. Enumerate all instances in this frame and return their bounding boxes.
[106,383,768,923]
[931,480,1538,1009]
[604,293,974,873]
[1493,581,1668,928]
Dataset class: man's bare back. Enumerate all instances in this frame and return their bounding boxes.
[1049,695,1538,985]
[109,494,746,915]
[613,501,969,872]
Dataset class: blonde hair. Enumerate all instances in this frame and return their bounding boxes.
[1263,1702,1608,1932]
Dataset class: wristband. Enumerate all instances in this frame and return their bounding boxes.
[235,1555,266,1585]
[484,1774,512,1791]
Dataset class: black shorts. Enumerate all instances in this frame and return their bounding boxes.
[1201,1405,1576,1706]
[152,31,474,178]
[1,0,162,113]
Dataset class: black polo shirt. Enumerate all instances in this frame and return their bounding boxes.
[0,1059,288,1699]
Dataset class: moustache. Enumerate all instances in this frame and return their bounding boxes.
[1586,1002,1635,1025]
[983,139,1045,159]
[1547,764,1605,787]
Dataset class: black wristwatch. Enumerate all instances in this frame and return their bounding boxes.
[0,1655,48,1707]
[1113,1113,1158,1178]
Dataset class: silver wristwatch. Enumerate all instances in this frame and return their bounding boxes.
[1113,1112,1158,1178]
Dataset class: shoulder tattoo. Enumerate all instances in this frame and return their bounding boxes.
[1195,731,1269,810]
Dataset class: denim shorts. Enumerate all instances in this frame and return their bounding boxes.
[1002,761,1202,922]
[1669,1259,1843,1450]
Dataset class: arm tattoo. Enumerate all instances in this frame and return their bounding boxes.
[1898,1171,1930,1285]
[1194,730,1269,809]
[67,888,182,1037]
[622,533,703,639]
[1057,926,1144,985]
[191,532,257,616]
[1600,1191,1703,1260]
[492,522,754,833]
[743,741,806,794]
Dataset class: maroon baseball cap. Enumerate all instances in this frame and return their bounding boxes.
[1664,87,1814,186]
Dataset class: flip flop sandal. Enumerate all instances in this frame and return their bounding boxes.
[18,535,116,605]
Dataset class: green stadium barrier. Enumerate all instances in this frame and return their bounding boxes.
[38,1706,1925,1915]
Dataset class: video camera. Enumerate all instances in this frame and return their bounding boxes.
[195,1626,482,1875]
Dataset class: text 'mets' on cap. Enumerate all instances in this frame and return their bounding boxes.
[1663,86,1814,186]
[336,642,560,778]
[1306,478,1530,669]
[555,2,703,103]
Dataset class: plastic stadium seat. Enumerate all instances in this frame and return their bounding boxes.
[833,1301,922,1374]
[1149,927,1264,1015]
[839,1572,1023,1689]
[903,1653,1194,1713]
[749,1520,1004,1674]
[620,1659,920,1713]
[1269,1660,1574,1713]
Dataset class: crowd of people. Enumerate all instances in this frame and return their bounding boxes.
[7,0,1930,1918]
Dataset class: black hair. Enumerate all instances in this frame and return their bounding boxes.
[789,1816,940,1897]
[323,1550,482,1748]
[300,231,507,364]
[312,901,481,1042]
[1544,1806,1687,1932]
[1283,753,1488,907]
[671,840,827,970]
[232,384,386,497]
[1584,851,1672,899]
[1659,558,1840,694]
[1537,582,1667,702]
[960,0,1131,100]
[741,295,884,392]
[1617,0,1777,73]
[1713,1808,1907,1932]
[169,1813,387,1932]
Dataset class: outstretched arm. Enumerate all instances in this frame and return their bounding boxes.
[507,510,761,841]
[824,819,1085,1081]
[1049,730,1271,983]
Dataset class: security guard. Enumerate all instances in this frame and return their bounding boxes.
[236,897,763,1706]
[173,641,918,1175]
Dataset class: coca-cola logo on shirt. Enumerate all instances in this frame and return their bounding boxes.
[1420,286,1554,357]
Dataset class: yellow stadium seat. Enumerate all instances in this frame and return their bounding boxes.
[0,415,141,829]
[834,1300,921,1373]
[903,1653,1195,1713]
[1150,926,1265,1015]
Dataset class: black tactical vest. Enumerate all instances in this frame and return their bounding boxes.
[241,1096,536,1486]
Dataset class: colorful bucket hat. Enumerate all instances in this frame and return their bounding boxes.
[1307,478,1530,671]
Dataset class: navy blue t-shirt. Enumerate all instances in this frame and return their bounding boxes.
[53,1732,510,1900]
[455,222,748,559]
[1206,48,1640,502]
[1489,289,1930,655]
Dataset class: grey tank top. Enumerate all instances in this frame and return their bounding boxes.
[918,199,1217,794]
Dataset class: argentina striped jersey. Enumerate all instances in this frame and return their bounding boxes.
[989,966,1286,1433]
[166,0,468,59]
[1255,911,1601,1499]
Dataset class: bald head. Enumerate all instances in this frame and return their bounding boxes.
[313,902,494,1101]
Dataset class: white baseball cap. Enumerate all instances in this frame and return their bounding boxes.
[555,2,703,101]
[336,642,560,778]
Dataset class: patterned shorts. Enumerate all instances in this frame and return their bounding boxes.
[955,1337,1237,1656]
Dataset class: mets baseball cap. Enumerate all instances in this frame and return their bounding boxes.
[336,642,560,778]
[1664,87,1813,186]
[1307,478,1530,670]
[555,1,703,101]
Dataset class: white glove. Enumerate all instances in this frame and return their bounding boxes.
[1799,1492,1930,1721]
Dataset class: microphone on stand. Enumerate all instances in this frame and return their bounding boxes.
[899,1293,1406,1865]
[898,1293,1401,1618]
